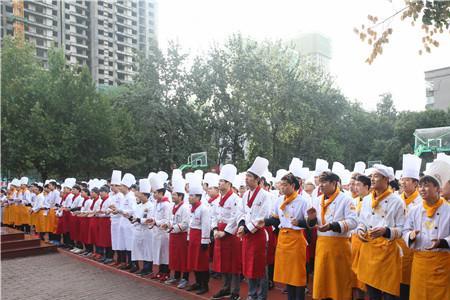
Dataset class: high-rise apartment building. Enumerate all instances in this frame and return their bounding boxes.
[1,0,157,86]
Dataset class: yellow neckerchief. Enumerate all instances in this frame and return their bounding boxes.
[371,188,393,209]
[356,196,364,213]
[401,189,419,206]
[280,191,298,211]
[321,188,340,222]
[423,197,444,218]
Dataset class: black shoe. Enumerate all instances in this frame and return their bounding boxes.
[230,294,241,300]
[268,280,275,290]
[212,289,231,299]
[186,283,201,292]
[137,269,151,276]
[119,264,132,270]
[129,266,139,273]
[196,287,209,295]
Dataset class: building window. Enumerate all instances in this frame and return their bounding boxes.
[36,48,46,57]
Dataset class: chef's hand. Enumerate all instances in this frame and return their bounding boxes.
[307,207,317,220]
[425,239,440,250]
[409,230,420,241]
[369,227,386,239]
[256,219,265,228]
[237,226,245,238]
[160,223,169,230]
[144,218,155,226]
[318,223,331,232]
[214,230,225,239]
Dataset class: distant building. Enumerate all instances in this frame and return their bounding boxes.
[1,0,157,86]
[290,32,332,70]
[425,67,450,110]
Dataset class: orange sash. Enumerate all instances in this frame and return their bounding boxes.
[401,190,419,206]
[371,188,393,209]
[423,197,444,218]
[320,188,340,222]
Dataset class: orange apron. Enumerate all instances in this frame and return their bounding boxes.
[10,205,19,225]
[2,205,12,225]
[410,251,450,300]
[34,210,48,233]
[356,237,401,296]
[46,208,58,233]
[313,236,352,300]
[351,234,366,291]
[274,228,307,287]
[30,210,37,227]
[397,238,413,285]
[17,205,31,226]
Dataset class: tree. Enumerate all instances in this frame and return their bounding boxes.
[116,42,206,175]
[355,0,450,64]
[1,38,127,180]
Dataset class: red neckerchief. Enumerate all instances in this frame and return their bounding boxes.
[172,201,184,215]
[100,195,109,210]
[157,196,169,204]
[208,194,219,204]
[297,187,303,195]
[90,196,100,210]
[247,186,261,208]
[219,189,233,207]
[62,192,72,205]
[81,196,89,206]
[191,201,201,213]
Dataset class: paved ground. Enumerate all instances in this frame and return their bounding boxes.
[2,253,184,300]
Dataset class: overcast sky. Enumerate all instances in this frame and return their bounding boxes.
[156,0,450,112]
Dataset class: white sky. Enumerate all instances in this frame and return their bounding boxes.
[156,0,450,112]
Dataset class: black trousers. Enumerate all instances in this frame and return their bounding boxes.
[194,271,209,288]
[367,285,399,300]
[287,285,305,300]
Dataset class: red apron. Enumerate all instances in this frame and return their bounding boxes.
[242,228,266,279]
[86,217,98,245]
[169,232,188,272]
[303,227,317,263]
[187,228,209,271]
[79,217,89,244]
[96,217,112,247]
[56,210,71,234]
[212,223,242,274]
[69,214,80,242]
[209,240,215,260]
[265,226,277,265]
[55,213,65,235]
